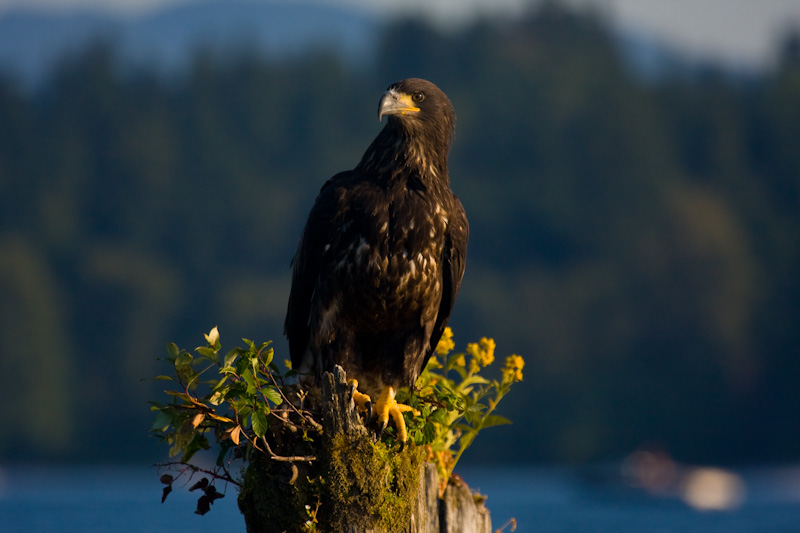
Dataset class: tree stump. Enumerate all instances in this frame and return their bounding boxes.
[237,365,491,533]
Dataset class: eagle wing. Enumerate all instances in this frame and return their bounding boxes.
[284,172,350,371]
[425,196,469,367]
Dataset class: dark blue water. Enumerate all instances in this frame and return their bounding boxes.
[2,464,800,532]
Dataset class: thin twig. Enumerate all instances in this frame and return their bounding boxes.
[495,518,518,532]
[266,370,324,433]
[156,461,242,487]
[261,437,316,463]
[218,453,236,484]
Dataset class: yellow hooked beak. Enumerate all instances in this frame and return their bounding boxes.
[378,89,420,121]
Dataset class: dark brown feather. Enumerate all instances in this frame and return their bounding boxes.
[284,78,468,395]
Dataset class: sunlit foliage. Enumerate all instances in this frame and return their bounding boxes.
[150,327,521,515]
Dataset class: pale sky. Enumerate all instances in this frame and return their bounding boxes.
[1,0,799,69]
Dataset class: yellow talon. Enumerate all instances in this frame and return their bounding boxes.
[347,381,419,446]
[348,379,373,419]
[374,386,420,445]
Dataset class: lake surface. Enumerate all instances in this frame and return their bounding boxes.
[2,463,800,532]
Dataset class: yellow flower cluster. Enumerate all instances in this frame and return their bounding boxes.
[435,326,455,356]
[466,337,496,374]
[502,354,525,383]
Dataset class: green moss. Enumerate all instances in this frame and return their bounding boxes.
[323,432,424,532]
[237,430,425,533]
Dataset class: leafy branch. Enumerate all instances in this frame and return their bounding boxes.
[149,326,522,514]
[400,327,525,495]
[148,327,320,512]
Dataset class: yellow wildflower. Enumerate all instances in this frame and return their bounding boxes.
[478,337,496,366]
[502,354,525,383]
[466,342,481,373]
[468,356,480,375]
[465,342,478,359]
[467,337,496,370]
[426,356,443,370]
[453,353,466,368]
[435,326,455,356]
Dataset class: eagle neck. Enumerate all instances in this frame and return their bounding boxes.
[355,121,451,187]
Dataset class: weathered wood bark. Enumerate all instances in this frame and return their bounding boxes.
[238,365,491,533]
[438,466,492,533]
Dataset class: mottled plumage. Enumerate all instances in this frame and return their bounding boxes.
[285,78,468,412]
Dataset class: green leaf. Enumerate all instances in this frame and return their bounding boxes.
[237,405,252,420]
[422,423,437,443]
[208,389,226,406]
[166,343,180,358]
[242,369,257,395]
[429,408,449,424]
[261,346,274,367]
[464,410,481,426]
[151,409,174,431]
[437,379,459,396]
[227,381,248,400]
[458,375,491,390]
[164,390,197,404]
[223,348,239,369]
[467,402,487,414]
[480,414,512,429]
[235,355,251,376]
[175,351,195,384]
[454,423,475,433]
[171,417,196,457]
[195,346,217,360]
[210,375,229,391]
[251,409,268,438]
[151,375,174,381]
[263,387,282,406]
[458,431,477,450]
[182,433,210,463]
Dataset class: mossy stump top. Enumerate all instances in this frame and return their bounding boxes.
[237,365,491,533]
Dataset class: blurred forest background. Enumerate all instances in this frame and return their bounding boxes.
[1,1,799,466]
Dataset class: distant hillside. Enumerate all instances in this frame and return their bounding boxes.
[0,0,382,88]
[0,0,729,91]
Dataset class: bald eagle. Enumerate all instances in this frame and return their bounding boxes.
[285,78,468,445]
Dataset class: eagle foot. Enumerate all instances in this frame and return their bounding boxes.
[347,381,419,448]
[374,386,419,448]
[347,379,373,421]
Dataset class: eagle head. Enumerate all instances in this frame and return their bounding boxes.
[380,78,454,126]
[375,78,456,175]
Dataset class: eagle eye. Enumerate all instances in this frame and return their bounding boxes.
[412,92,425,103]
